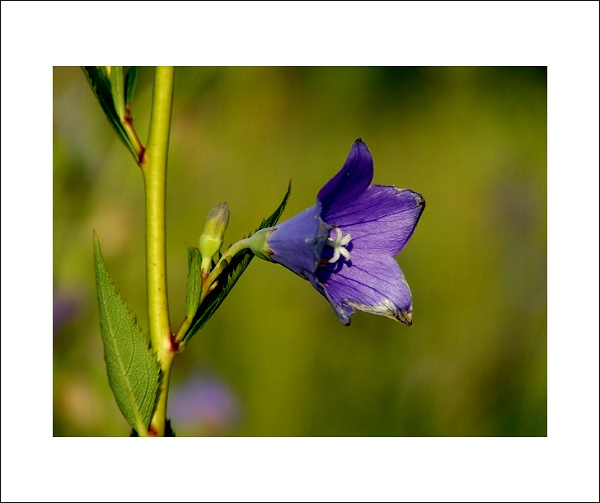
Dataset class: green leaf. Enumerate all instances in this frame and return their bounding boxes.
[93,232,161,433]
[110,66,126,121]
[185,243,202,318]
[124,66,138,109]
[184,182,291,344]
[82,66,142,162]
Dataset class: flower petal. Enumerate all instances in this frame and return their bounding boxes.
[317,139,373,217]
[325,185,425,255]
[313,252,414,325]
[267,203,332,278]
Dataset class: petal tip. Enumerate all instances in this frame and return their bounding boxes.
[415,193,426,211]
[347,138,371,160]
[344,298,414,326]
[317,139,374,212]
[398,310,413,326]
[394,187,426,210]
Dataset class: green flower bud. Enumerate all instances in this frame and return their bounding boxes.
[198,202,230,269]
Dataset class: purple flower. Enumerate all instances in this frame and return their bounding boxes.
[169,371,241,434]
[253,139,425,325]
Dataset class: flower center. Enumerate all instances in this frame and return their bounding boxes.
[325,226,351,263]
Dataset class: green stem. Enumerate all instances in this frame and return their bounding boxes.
[203,238,253,294]
[142,66,175,436]
[149,353,174,436]
[173,238,253,348]
[173,315,194,348]
[125,117,145,164]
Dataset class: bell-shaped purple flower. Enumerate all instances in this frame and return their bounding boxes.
[253,139,425,325]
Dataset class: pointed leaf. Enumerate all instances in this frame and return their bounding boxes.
[185,243,202,318]
[93,232,161,433]
[82,66,142,162]
[124,66,139,109]
[184,182,291,343]
[110,66,126,121]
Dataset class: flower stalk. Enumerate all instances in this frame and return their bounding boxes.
[201,237,253,299]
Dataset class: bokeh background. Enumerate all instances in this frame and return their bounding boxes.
[53,66,546,436]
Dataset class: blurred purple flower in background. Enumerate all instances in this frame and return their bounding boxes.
[169,371,241,435]
[252,139,425,325]
[53,289,83,336]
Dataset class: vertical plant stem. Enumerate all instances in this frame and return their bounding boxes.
[142,66,175,436]
[150,352,174,436]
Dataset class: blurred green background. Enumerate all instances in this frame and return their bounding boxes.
[53,66,546,436]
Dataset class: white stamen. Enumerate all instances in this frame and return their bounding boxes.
[326,227,352,263]
[338,246,351,261]
[329,248,341,263]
